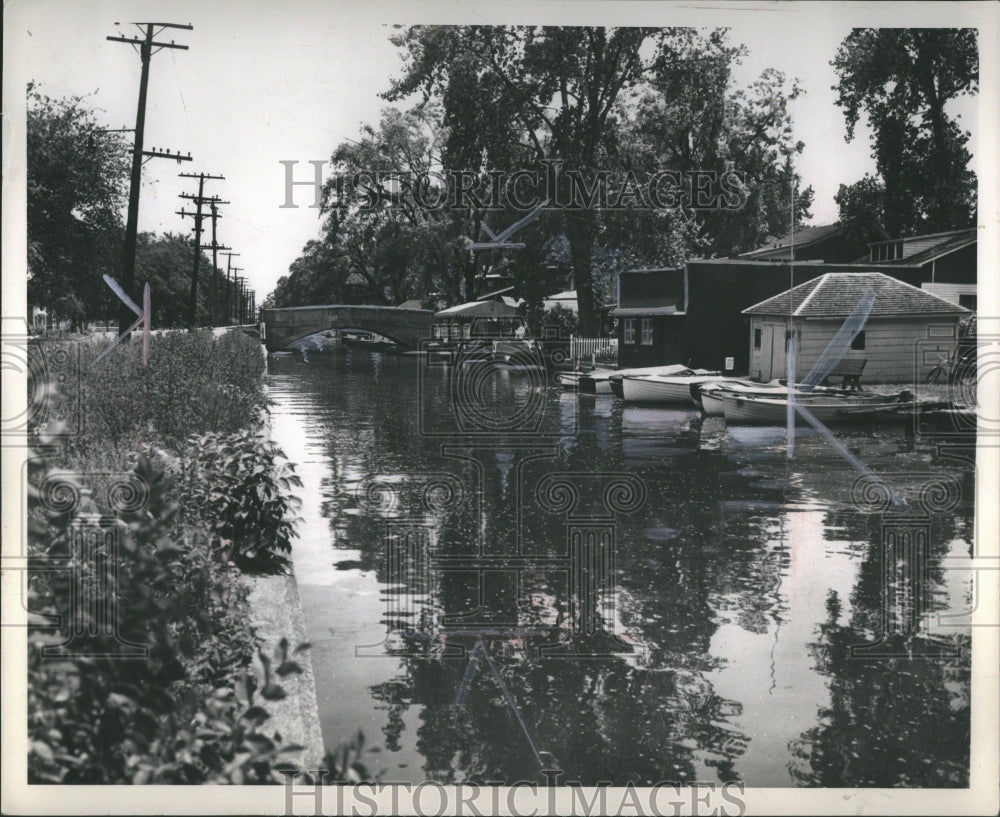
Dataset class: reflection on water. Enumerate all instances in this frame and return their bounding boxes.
[267,351,973,787]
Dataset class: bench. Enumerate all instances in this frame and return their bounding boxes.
[822,358,867,391]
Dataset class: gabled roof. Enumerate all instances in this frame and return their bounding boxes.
[742,272,970,318]
[740,223,847,259]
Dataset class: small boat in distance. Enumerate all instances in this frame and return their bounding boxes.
[341,330,399,353]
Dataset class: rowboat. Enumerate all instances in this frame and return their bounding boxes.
[556,368,616,390]
[619,372,744,404]
[341,332,398,353]
[578,364,693,395]
[720,391,915,425]
[697,380,852,416]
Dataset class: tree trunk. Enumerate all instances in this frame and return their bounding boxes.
[565,209,599,335]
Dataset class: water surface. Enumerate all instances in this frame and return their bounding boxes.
[267,350,972,787]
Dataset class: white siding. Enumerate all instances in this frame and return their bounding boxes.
[921,283,976,306]
[749,316,962,383]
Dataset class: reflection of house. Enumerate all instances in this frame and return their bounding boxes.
[739,222,883,264]
[433,299,523,341]
[742,272,969,383]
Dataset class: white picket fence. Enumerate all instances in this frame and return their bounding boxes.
[570,336,618,366]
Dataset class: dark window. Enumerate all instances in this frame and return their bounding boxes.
[852,331,866,351]
[754,328,762,349]
[959,294,977,311]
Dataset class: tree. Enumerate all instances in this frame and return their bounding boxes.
[386,26,660,334]
[834,174,889,252]
[133,232,222,327]
[27,83,129,323]
[635,31,814,254]
[318,105,472,305]
[832,29,977,237]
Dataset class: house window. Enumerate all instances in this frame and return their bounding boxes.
[959,294,977,311]
[640,318,653,346]
[754,328,762,349]
[623,319,636,344]
[852,331,866,351]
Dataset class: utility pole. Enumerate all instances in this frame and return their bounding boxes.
[223,253,240,325]
[231,267,244,325]
[236,276,247,325]
[203,199,231,325]
[177,173,225,328]
[108,21,193,334]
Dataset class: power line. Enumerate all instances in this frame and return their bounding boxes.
[107,21,193,334]
[177,172,225,328]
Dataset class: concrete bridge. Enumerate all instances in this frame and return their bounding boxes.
[261,304,435,351]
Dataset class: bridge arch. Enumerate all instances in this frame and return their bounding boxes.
[261,305,435,352]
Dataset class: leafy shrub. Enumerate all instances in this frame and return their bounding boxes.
[25,331,359,785]
[181,429,303,574]
[26,445,357,784]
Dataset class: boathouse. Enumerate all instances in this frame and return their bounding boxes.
[433,298,523,341]
[742,272,970,383]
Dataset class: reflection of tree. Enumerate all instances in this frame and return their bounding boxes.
[791,589,970,787]
[369,647,757,785]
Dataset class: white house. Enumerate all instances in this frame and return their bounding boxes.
[742,272,970,384]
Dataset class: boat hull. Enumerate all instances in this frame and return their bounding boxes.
[621,374,739,404]
[579,364,692,396]
[721,393,911,425]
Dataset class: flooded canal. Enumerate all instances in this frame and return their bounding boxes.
[266,350,973,787]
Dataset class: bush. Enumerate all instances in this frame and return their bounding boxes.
[24,331,350,784]
[181,430,303,574]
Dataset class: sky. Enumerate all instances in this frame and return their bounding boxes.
[3,0,988,303]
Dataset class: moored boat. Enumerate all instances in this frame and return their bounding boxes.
[720,391,915,426]
[556,368,616,390]
[580,364,693,395]
[697,380,849,416]
[619,371,743,404]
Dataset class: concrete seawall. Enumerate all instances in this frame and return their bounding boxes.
[244,572,326,772]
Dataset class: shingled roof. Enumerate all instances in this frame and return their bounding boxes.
[742,272,970,318]
[739,223,847,259]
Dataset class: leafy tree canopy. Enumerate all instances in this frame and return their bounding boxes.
[27,83,129,322]
[832,29,977,236]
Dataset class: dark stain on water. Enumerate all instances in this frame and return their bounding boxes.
[266,351,973,787]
